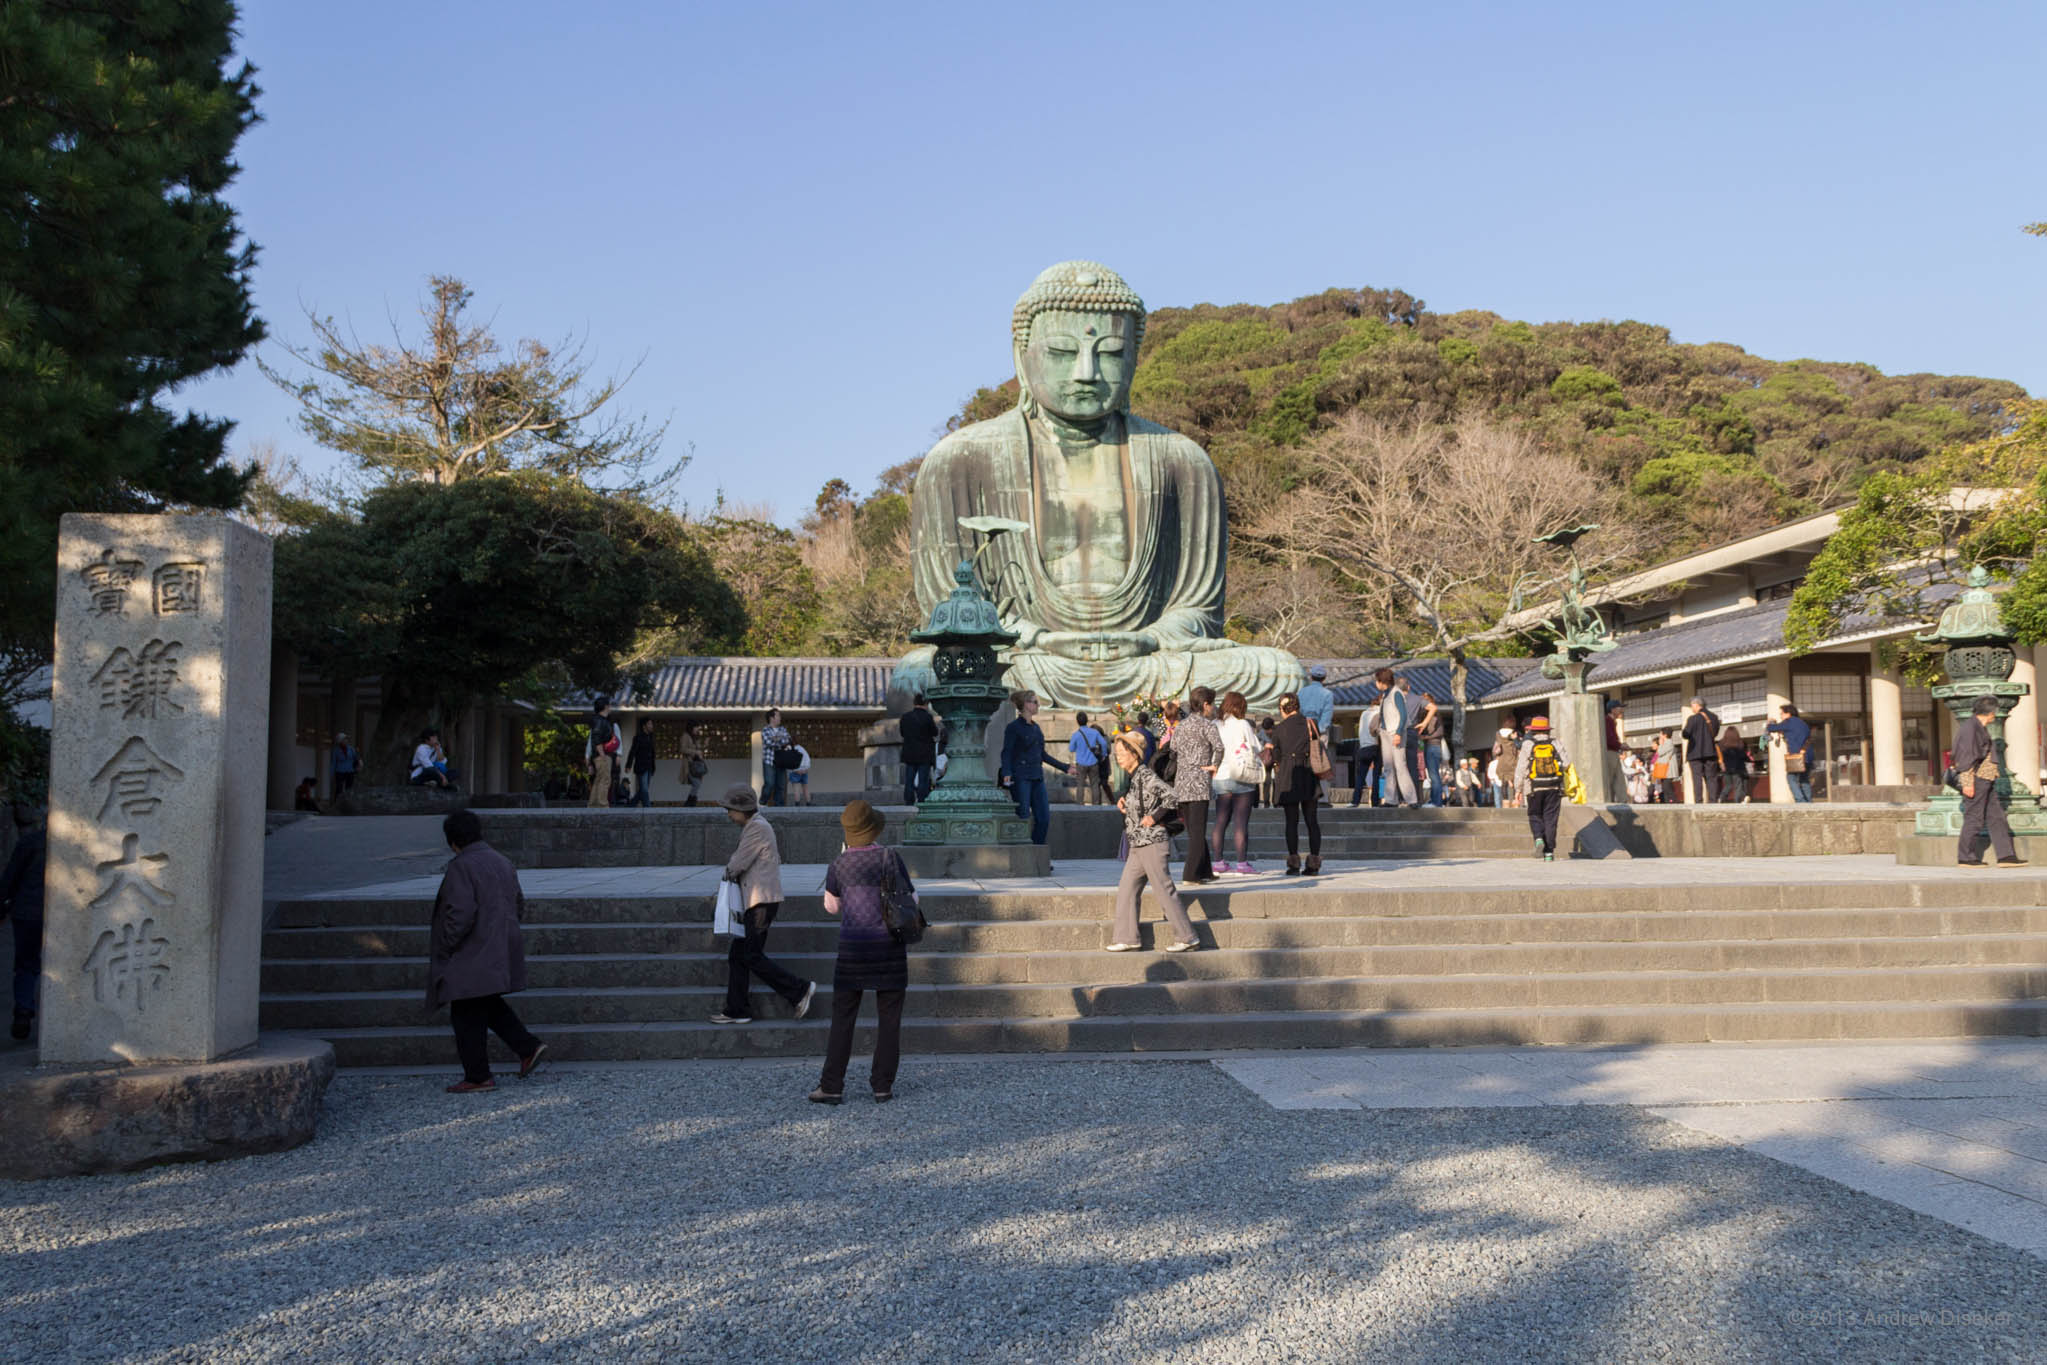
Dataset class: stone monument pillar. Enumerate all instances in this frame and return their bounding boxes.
[1532,527,1616,805]
[1,515,333,1179]
[44,515,272,1063]
[1551,662,1611,805]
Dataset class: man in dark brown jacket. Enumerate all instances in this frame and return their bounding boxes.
[1955,696,2028,868]
[430,810,546,1091]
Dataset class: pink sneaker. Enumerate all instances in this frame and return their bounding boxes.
[1235,861,1256,875]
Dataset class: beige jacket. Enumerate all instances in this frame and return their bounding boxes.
[724,813,783,907]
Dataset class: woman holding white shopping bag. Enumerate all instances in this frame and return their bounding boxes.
[710,784,815,1026]
[1209,691,1267,875]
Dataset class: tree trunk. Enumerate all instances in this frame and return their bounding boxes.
[364,678,429,785]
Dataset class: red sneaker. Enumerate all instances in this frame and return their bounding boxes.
[446,1079,496,1093]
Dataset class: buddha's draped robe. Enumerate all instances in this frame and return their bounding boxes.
[893,407,1304,710]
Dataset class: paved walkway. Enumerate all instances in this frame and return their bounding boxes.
[293,852,2041,901]
[263,814,452,902]
[1219,1040,2047,1258]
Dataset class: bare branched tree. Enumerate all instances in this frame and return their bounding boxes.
[801,506,920,654]
[1244,411,1641,745]
[1226,552,1380,655]
[262,276,680,499]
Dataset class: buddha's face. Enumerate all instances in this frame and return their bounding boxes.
[1021,310,1135,424]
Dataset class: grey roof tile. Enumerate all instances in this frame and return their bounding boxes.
[1476,579,1960,707]
[611,654,1547,713]
[617,657,900,711]
[1299,657,1542,708]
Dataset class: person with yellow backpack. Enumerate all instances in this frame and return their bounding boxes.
[1515,716,1573,862]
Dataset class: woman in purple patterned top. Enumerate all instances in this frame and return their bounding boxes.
[811,799,913,1104]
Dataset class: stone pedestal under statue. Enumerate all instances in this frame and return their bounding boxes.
[2,515,333,1179]
[1551,664,1613,805]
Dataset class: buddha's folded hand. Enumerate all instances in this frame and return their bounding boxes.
[1033,630,1159,660]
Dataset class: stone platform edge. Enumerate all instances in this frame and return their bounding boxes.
[447,803,1919,867]
[0,1035,336,1180]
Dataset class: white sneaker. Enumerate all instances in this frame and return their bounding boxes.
[1165,940,1201,953]
[795,982,816,1019]
[708,1013,753,1025]
[1105,942,1143,952]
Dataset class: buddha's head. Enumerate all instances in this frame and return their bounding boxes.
[1012,261,1146,425]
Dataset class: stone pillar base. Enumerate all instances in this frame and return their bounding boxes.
[898,843,1052,879]
[1552,690,1609,804]
[1896,833,2047,866]
[0,1035,335,1180]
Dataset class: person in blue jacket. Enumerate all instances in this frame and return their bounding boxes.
[999,689,1070,846]
[1765,703,1815,802]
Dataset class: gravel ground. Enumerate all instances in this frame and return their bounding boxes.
[3,1058,2044,1364]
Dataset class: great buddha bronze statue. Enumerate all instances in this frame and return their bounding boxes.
[892,261,1304,711]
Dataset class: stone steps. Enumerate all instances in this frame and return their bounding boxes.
[264,874,2047,1063]
[276,877,2047,926]
[262,963,2047,1031]
[263,906,2047,960]
[305,999,2047,1067]
[258,931,2047,993]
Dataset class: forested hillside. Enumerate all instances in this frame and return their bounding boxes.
[740,287,2027,661]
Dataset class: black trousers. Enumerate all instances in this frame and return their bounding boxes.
[819,985,906,1095]
[1526,788,1562,854]
[725,903,809,1016]
[1283,798,1322,857]
[1180,800,1213,881]
[1688,760,1719,805]
[1958,783,2019,863]
[450,994,539,1083]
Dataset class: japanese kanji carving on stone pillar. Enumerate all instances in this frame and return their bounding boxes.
[42,514,273,1065]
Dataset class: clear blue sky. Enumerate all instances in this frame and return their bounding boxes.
[192,0,2046,522]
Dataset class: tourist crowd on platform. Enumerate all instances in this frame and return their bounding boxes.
[564,671,1837,826]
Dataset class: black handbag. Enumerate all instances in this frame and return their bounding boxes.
[1151,743,1178,786]
[1142,770,1185,838]
[880,851,927,946]
[772,746,803,770]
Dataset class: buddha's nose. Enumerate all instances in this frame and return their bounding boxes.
[1071,345,1100,382]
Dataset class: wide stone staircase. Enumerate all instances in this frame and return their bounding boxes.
[264,872,2047,1066]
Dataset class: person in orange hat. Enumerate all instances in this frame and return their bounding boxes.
[1514,715,1573,862]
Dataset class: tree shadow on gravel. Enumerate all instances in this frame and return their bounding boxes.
[3,1054,2046,1363]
